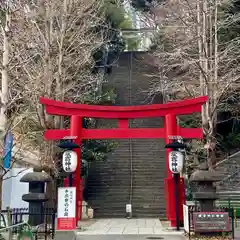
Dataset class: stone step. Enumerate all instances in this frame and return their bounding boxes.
[93,208,166,216]
[91,206,166,212]
[89,199,166,206]
[88,196,165,201]
[93,212,165,218]
[87,175,166,181]
[88,170,166,175]
[88,182,159,186]
[85,186,166,192]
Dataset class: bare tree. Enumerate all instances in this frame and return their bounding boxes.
[0,0,109,211]
[148,0,240,170]
[0,0,109,207]
[7,0,107,171]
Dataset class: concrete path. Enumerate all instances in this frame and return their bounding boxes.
[76,235,185,240]
[234,229,240,239]
[77,218,184,235]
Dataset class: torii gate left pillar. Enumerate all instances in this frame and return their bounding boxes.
[40,96,208,227]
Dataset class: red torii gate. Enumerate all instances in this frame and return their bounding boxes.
[40,95,208,227]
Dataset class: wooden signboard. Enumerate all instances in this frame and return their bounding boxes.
[57,187,76,230]
[193,212,229,233]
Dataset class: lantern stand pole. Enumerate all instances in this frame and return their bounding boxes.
[174,173,180,231]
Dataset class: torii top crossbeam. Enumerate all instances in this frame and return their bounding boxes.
[40,96,208,119]
[40,96,208,141]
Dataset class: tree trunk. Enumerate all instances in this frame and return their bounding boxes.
[206,137,217,171]
[0,9,10,210]
[1,11,10,116]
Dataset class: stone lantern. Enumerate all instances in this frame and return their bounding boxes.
[190,162,223,211]
[20,167,52,226]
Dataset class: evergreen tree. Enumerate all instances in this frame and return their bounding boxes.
[93,0,142,74]
[130,0,153,11]
[219,0,240,42]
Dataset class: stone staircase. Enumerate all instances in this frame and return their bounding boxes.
[85,52,167,218]
[216,191,240,208]
[86,137,167,218]
[216,151,240,192]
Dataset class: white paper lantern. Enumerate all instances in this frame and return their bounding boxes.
[169,151,184,173]
[62,150,78,172]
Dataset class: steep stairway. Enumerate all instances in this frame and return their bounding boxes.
[85,52,167,218]
[86,137,167,218]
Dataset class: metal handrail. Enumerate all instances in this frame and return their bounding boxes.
[216,150,240,167]
[0,214,7,229]
[219,167,240,185]
[35,223,55,240]
[216,151,240,187]
[0,221,33,240]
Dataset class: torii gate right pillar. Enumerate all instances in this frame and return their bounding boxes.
[164,114,185,227]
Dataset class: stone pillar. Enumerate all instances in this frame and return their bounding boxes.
[20,167,52,226]
[190,163,222,211]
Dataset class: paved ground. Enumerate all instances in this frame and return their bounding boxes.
[77,218,184,235]
[76,235,185,240]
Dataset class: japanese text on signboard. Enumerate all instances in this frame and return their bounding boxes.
[64,189,69,217]
[57,187,76,230]
[57,187,76,219]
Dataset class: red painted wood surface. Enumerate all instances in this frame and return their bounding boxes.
[45,128,167,140]
[44,127,202,140]
[40,96,208,118]
[164,177,185,226]
[70,116,82,224]
[118,119,128,128]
